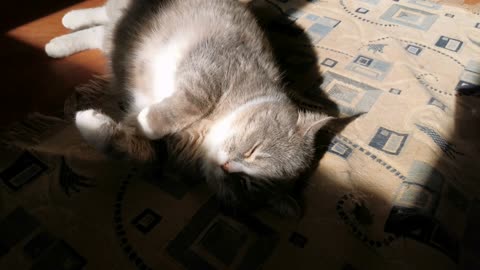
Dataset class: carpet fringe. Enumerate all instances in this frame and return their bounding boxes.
[1,75,114,150]
[0,113,68,150]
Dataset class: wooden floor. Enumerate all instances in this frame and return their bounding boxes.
[1,0,106,127]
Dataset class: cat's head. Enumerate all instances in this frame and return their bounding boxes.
[200,97,332,213]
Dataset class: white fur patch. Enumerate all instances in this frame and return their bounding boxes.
[75,109,114,149]
[130,35,194,138]
[45,36,74,58]
[217,150,229,165]
[203,113,235,156]
[151,42,181,102]
[137,107,157,139]
[45,26,105,58]
[62,7,108,30]
[132,92,152,112]
[134,35,192,109]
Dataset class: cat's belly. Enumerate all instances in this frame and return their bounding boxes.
[132,35,193,111]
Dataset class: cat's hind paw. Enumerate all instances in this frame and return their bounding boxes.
[75,109,115,150]
[45,36,74,58]
[62,10,87,30]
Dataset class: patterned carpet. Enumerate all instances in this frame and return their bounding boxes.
[1,0,480,269]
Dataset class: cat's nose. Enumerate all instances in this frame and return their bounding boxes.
[220,162,230,173]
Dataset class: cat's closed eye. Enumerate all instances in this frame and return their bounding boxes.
[243,143,273,161]
[243,143,259,160]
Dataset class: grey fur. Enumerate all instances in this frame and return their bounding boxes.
[49,0,333,215]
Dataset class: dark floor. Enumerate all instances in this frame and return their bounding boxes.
[0,0,106,127]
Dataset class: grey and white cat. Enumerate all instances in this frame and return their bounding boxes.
[46,0,333,215]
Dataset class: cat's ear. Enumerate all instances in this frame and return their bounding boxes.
[268,195,303,219]
[294,111,334,138]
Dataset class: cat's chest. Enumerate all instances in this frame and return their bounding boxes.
[131,35,192,111]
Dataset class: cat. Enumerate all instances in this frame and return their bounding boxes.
[45,0,334,216]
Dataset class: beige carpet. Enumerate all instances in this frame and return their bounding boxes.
[1,0,480,269]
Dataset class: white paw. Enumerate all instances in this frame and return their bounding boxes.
[75,109,115,149]
[62,10,86,30]
[45,36,74,58]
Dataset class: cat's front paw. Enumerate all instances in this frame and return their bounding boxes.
[75,109,115,149]
[45,36,74,58]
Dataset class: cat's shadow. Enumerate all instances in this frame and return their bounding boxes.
[248,0,340,117]
[245,0,347,217]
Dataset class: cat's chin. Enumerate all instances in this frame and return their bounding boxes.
[204,171,234,201]
[201,161,225,180]
[204,167,228,183]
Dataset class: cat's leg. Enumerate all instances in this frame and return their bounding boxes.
[75,88,211,160]
[75,91,209,160]
[108,91,207,160]
[75,109,116,151]
[45,25,105,58]
[136,93,208,140]
[62,7,109,30]
[75,109,156,161]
